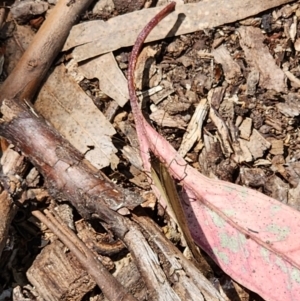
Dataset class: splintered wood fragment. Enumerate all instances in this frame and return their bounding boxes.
[31,210,137,301]
[178,98,209,157]
[0,145,29,257]
[246,69,260,95]
[26,240,96,301]
[237,26,286,92]
[208,105,233,157]
[149,108,186,129]
[135,216,224,301]
[63,0,295,62]
[267,137,284,155]
[284,69,300,88]
[238,129,271,162]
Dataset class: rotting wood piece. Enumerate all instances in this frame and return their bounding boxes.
[26,240,96,301]
[0,145,30,257]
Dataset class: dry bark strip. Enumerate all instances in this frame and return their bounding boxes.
[64,0,296,62]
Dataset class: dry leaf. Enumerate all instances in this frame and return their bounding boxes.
[35,64,118,169]
[78,52,128,107]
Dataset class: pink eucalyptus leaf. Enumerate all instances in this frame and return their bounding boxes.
[128,3,300,300]
[142,122,300,301]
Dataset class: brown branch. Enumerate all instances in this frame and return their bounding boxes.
[0,0,144,256]
[0,0,93,103]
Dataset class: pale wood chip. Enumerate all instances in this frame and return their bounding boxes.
[178,98,209,157]
[247,129,271,159]
[246,69,260,95]
[63,0,295,62]
[288,183,300,210]
[149,109,186,129]
[26,241,96,301]
[266,137,284,155]
[232,139,253,163]
[77,52,128,107]
[34,64,119,169]
[239,117,252,140]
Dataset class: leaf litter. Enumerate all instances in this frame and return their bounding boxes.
[126,2,300,301]
[2,0,300,300]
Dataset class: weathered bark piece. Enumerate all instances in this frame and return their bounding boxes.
[238,26,286,92]
[238,117,252,140]
[133,215,224,301]
[242,129,271,160]
[178,98,209,157]
[212,45,242,85]
[32,210,138,301]
[26,240,96,301]
[208,106,233,158]
[0,190,17,256]
[11,0,48,24]
[0,0,94,102]
[149,109,187,129]
[63,0,295,62]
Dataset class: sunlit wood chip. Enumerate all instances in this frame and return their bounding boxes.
[77,52,128,107]
[149,109,186,129]
[239,117,253,140]
[35,64,119,169]
[246,70,259,95]
[267,138,284,155]
[237,26,286,92]
[248,129,271,159]
[232,139,253,163]
[212,45,242,85]
[178,98,209,157]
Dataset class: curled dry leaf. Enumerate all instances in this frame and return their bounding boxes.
[128,3,300,301]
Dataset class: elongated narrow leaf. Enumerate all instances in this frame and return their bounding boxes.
[128,3,300,301]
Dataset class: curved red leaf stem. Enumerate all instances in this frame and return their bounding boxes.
[128,2,176,129]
